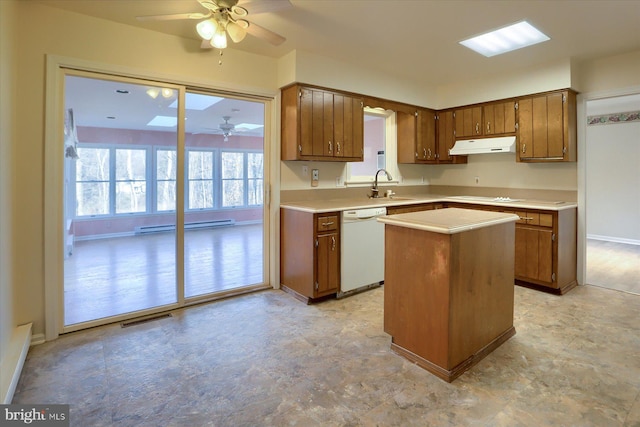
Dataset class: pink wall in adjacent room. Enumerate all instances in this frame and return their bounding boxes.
[77,126,264,150]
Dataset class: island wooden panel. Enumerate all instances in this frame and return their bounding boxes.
[384,221,516,382]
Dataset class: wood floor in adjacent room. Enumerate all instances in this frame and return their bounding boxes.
[586,239,640,295]
[64,224,263,325]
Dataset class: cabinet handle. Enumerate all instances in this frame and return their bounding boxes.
[423,148,427,158]
[475,123,479,134]
[331,236,336,250]
[521,143,526,154]
[427,148,432,158]
[328,141,332,152]
[519,216,534,221]
[487,122,490,133]
[336,142,340,153]
[322,221,335,227]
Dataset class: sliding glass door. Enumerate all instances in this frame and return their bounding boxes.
[62,71,267,329]
[183,91,265,299]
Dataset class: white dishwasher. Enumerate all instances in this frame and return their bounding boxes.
[339,207,387,297]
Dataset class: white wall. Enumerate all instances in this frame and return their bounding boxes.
[0,0,16,378]
[586,120,640,242]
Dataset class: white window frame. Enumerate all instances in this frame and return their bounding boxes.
[345,107,399,186]
[219,149,264,209]
[73,143,153,218]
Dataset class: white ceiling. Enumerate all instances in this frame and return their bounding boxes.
[34,0,640,86]
[40,0,640,130]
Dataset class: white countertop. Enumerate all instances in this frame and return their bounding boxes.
[280,194,577,213]
[377,208,520,234]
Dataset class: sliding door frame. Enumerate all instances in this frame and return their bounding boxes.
[44,55,275,340]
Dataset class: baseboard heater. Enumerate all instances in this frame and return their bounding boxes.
[135,219,235,235]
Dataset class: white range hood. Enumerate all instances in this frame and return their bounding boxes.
[449,136,516,155]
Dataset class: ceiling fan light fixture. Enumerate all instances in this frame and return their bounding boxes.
[146,88,160,99]
[196,18,218,40]
[226,20,247,43]
[211,24,228,49]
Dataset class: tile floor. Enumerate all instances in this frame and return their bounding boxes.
[13,284,640,426]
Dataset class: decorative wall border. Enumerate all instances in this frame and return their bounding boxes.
[587,110,640,126]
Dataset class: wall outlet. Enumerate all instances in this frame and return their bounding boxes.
[302,165,309,177]
[336,176,343,187]
[311,169,319,187]
[475,176,480,184]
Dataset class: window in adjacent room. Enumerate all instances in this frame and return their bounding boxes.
[346,107,398,185]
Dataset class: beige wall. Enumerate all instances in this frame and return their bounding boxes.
[13,2,280,336]
[9,0,640,338]
[0,0,17,371]
[278,50,438,107]
[575,50,640,94]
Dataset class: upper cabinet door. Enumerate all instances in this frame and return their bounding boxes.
[281,84,364,161]
[484,101,516,135]
[396,110,418,164]
[417,109,437,162]
[517,90,576,162]
[455,106,482,138]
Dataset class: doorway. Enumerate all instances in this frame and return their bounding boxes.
[584,93,640,295]
[62,71,269,329]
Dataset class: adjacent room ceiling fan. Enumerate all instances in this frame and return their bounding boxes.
[219,116,235,141]
[136,0,291,50]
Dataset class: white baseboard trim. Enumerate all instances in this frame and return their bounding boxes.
[30,333,45,346]
[1,323,32,404]
[587,234,640,246]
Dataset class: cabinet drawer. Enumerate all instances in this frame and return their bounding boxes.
[317,215,338,232]
[539,213,553,227]
[515,211,553,227]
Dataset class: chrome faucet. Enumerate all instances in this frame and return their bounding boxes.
[370,169,393,198]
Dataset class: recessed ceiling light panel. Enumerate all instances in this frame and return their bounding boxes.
[460,21,550,57]
[147,115,177,127]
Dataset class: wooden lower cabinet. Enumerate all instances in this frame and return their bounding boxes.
[445,203,577,294]
[515,225,553,282]
[280,208,340,303]
[386,202,443,215]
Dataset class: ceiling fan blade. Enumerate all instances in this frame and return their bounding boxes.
[136,12,210,22]
[238,0,292,15]
[245,21,286,45]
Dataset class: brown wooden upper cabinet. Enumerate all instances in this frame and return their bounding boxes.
[397,108,438,164]
[397,108,466,164]
[454,102,516,138]
[483,101,516,135]
[281,84,364,161]
[436,110,467,164]
[454,106,483,138]
[516,89,576,162]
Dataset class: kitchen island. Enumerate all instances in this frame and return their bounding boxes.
[379,208,519,382]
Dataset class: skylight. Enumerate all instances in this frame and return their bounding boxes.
[459,21,550,57]
[147,115,177,127]
[235,123,263,130]
[169,93,223,110]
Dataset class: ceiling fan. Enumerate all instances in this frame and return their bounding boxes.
[219,116,235,141]
[136,0,291,50]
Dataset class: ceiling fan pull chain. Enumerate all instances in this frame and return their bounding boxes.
[219,49,224,66]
